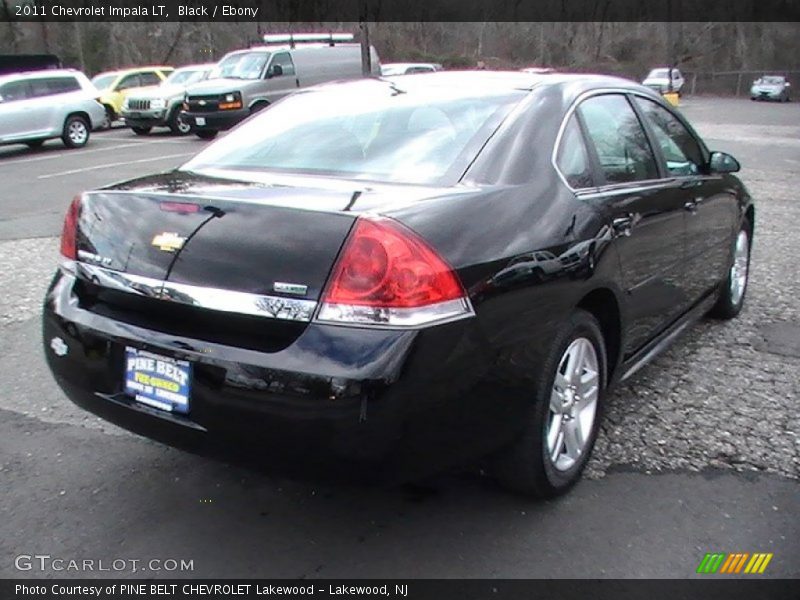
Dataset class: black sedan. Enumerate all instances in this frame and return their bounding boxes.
[43,72,753,498]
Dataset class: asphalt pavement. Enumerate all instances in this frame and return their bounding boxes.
[0,98,798,579]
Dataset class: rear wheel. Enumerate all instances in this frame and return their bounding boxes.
[195,129,218,140]
[709,221,751,319]
[131,126,151,136]
[62,115,90,148]
[493,309,606,498]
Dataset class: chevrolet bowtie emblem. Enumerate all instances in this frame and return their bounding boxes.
[151,232,186,252]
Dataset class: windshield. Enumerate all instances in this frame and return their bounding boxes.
[91,73,117,90]
[648,69,669,79]
[760,76,785,85]
[165,69,208,86]
[208,52,269,80]
[182,85,524,185]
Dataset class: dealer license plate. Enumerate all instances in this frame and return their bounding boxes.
[124,347,191,414]
[195,117,206,126]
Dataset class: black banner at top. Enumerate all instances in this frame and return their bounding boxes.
[1,0,800,22]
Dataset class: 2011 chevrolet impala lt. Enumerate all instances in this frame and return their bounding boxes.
[43,72,753,497]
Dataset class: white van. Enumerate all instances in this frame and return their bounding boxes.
[184,33,380,139]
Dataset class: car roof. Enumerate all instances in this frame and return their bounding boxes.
[0,68,86,85]
[305,70,657,105]
[93,66,173,78]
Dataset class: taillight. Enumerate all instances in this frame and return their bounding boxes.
[60,196,82,260]
[317,217,473,327]
[160,201,201,214]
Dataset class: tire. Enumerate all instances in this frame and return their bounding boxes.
[101,106,115,129]
[61,115,90,148]
[131,126,151,136]
[493,309,607,499]
[25,140,45,149]
[167,109,192,135]
[195,129,218,140]
[708,220,751,320]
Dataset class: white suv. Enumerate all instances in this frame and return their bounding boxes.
[0,69,106,150]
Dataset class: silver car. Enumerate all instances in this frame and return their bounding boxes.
[121,64,214,135]
[0,69,105,149]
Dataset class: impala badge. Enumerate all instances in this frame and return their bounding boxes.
[273,282,308,296]
[151,232,186,252]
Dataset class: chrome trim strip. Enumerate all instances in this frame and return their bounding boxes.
[551,86,672,195]
[72,262,318,322]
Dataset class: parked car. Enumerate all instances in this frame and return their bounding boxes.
[642,67,685,94]
[121,64,214,135]
[183,33,380,139]
[381,62,442,76]
[0,69,105,149]
[44,72,753,498]
[91,66,174,127]
[750,75,791,102]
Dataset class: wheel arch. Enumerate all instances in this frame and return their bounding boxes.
[576,287,623,385]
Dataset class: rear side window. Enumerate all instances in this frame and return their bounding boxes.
[556,115,594,189]
[0,80,30,102]
[578,94,659,185]
[634,97,704,177]
[29,77,81,98]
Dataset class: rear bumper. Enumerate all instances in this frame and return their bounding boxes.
[43,270,526,481]
[183,109,248,131]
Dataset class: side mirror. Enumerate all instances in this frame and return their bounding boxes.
[267,64,283,78]
[709,151,740,174]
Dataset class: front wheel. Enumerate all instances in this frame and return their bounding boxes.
[709,222,751,319]
[168,109,192,135]
[195,129,218,140]
[493,309,607,498]
[62,115,90,148]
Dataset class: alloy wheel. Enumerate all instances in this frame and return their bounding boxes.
[546,337,600,472]
[69,120,88,145]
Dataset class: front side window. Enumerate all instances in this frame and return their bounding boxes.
[182,86,524,185]
[209,52,269,80]
[578,94,659,185]
[269,53,295,77]
[139,72,162,87]
[556,114,594,189]
[634,97,704,177]
[116,74,141,91]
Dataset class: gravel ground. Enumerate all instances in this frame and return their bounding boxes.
[0,100,797,483]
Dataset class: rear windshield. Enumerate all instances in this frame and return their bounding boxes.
[182,85,524,185]
[208,52,269,80]
[91,73,117,90]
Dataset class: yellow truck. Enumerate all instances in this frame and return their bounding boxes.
[90,66,173,126]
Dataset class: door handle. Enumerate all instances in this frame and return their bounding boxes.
[612,214,634,237]
[684,197,703,213]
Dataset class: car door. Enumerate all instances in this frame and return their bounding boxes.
[576,93,690,357]
[111,73,142,113]
[262,52,299,104]
[27,77,64,137]
[633,95,739,302]
[0,79,37,141]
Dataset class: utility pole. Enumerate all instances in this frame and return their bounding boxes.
[360,20,372,76]
[666,0,675,92]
